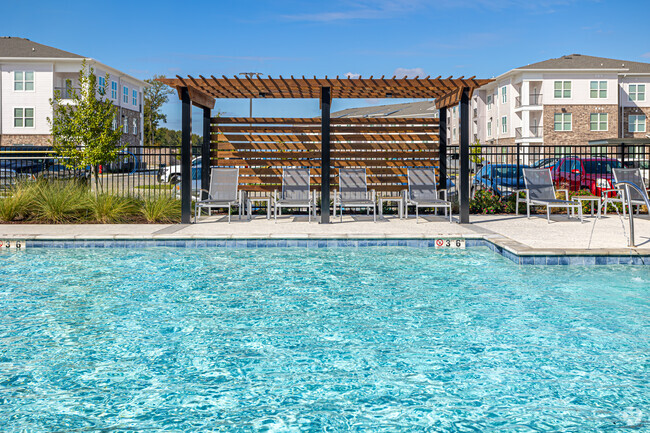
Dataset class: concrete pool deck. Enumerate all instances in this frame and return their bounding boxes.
[1,213,649,258]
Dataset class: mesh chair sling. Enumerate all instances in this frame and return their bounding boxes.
[334,168,377,222]
[404,167,452,223]
[195,167,242,223]
[274,168,316,222]
[516,168,583,223]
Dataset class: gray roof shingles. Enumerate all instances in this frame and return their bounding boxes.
[0,36,84,59]
[517,54,650,73]
[332,100,438,118]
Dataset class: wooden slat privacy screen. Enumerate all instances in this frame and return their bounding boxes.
[210,117,439,193]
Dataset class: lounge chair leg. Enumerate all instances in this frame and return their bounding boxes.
[547,207,550,223]
[416,206,419,223]
[228,205,231,224]
[527,203,530,219]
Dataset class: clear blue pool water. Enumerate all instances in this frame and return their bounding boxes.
[0,247,648,432]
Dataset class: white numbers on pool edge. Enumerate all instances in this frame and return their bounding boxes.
[434,239,465,249]
[0,240,27,250]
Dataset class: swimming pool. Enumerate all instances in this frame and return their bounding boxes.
[1,247,648,431]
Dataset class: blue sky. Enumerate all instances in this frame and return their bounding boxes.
[4,0,650,130]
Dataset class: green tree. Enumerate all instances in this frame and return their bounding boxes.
[144,75,174,146]
[470,138,484,165]
[48,60,123,194]
[154,127,201,148]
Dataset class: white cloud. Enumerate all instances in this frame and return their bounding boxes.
[345,72,361,78]
[393,67,425,78]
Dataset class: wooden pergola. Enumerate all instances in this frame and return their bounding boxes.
[159,75,493,224]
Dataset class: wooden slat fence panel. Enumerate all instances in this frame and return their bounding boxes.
[210,117,439,193]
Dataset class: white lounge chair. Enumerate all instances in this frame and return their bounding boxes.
[602,168,650,217]
[404,167,452,223]
[517,168,583,223]
[273,168,316,222]
[334,168,377,222]
[194,167,243,223]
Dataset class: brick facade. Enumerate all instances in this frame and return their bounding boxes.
[0,134,51,146]
[119,107,142,147]
[542,104,619,149]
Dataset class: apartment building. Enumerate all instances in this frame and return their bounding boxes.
[446,54,650,160]
[0,37,146,148]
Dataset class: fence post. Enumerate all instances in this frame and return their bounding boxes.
[516,142,521,189]
[438,109,447,193]
[459,88,470,224]
[202,107,211,200]
[320,86,331,224]
[618,142,626,168]
[180,87,192,224]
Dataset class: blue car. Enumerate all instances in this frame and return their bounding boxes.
[472,164,529,197]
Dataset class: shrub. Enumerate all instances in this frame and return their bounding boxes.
[142,196,181,223]
[90,194,141,223]
[31,180,91,223]
[0,182,37,222]
[503,191,527,214]
[470,189,504,214]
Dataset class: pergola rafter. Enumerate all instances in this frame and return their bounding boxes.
[157,75,492,108]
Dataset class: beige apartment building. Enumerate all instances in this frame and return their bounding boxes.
[445,54,650,161]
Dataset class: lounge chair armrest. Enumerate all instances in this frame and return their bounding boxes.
[556,189,569,200]
[514,189,528,198]
[600,188,622,198]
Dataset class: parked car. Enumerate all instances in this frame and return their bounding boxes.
[159,157,201,183]
[550,157,622,196]
[472,163,529,197]
[39,164,91,181]
[531,157,558,169]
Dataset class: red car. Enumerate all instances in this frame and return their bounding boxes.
[551,157,622,196]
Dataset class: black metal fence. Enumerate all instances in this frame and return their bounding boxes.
[446,143,650,200]
[0,145,200,198]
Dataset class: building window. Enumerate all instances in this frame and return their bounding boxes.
[452,127,456,139]
[590,81,606,98]
[111,81,118,99]
[501,116,507,133]
[629,114,646,132]
[123,117,129,133]
[554,113,572,131]
[123,86,129,104]
[14,71,35,91]
[14,108,34,128]
[98,77,106,95]
[590,113,608,131]
[132,89,137,106]
[554,81,571,98]
[487,95,492,110]
[112,116,117,131]
[501,86,507,103]
[487,120,492,136]
[629,84,646,102]
[133,118,137,135]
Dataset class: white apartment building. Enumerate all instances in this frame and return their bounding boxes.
[0,37,147,148]
[446,54,650,160]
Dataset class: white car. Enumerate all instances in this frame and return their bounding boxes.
[159,157,201,183]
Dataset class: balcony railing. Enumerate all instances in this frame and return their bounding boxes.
[515,126,543,139]
[514,93,543,108]
[54,87,79,99]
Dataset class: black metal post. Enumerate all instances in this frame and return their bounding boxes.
[180,87,192,224]
[459,88,470,224]
[320,86,331,224]
[516,142,521,189]
[202,107,211,200]
[618,142,626,168]
[438,108,447,193]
